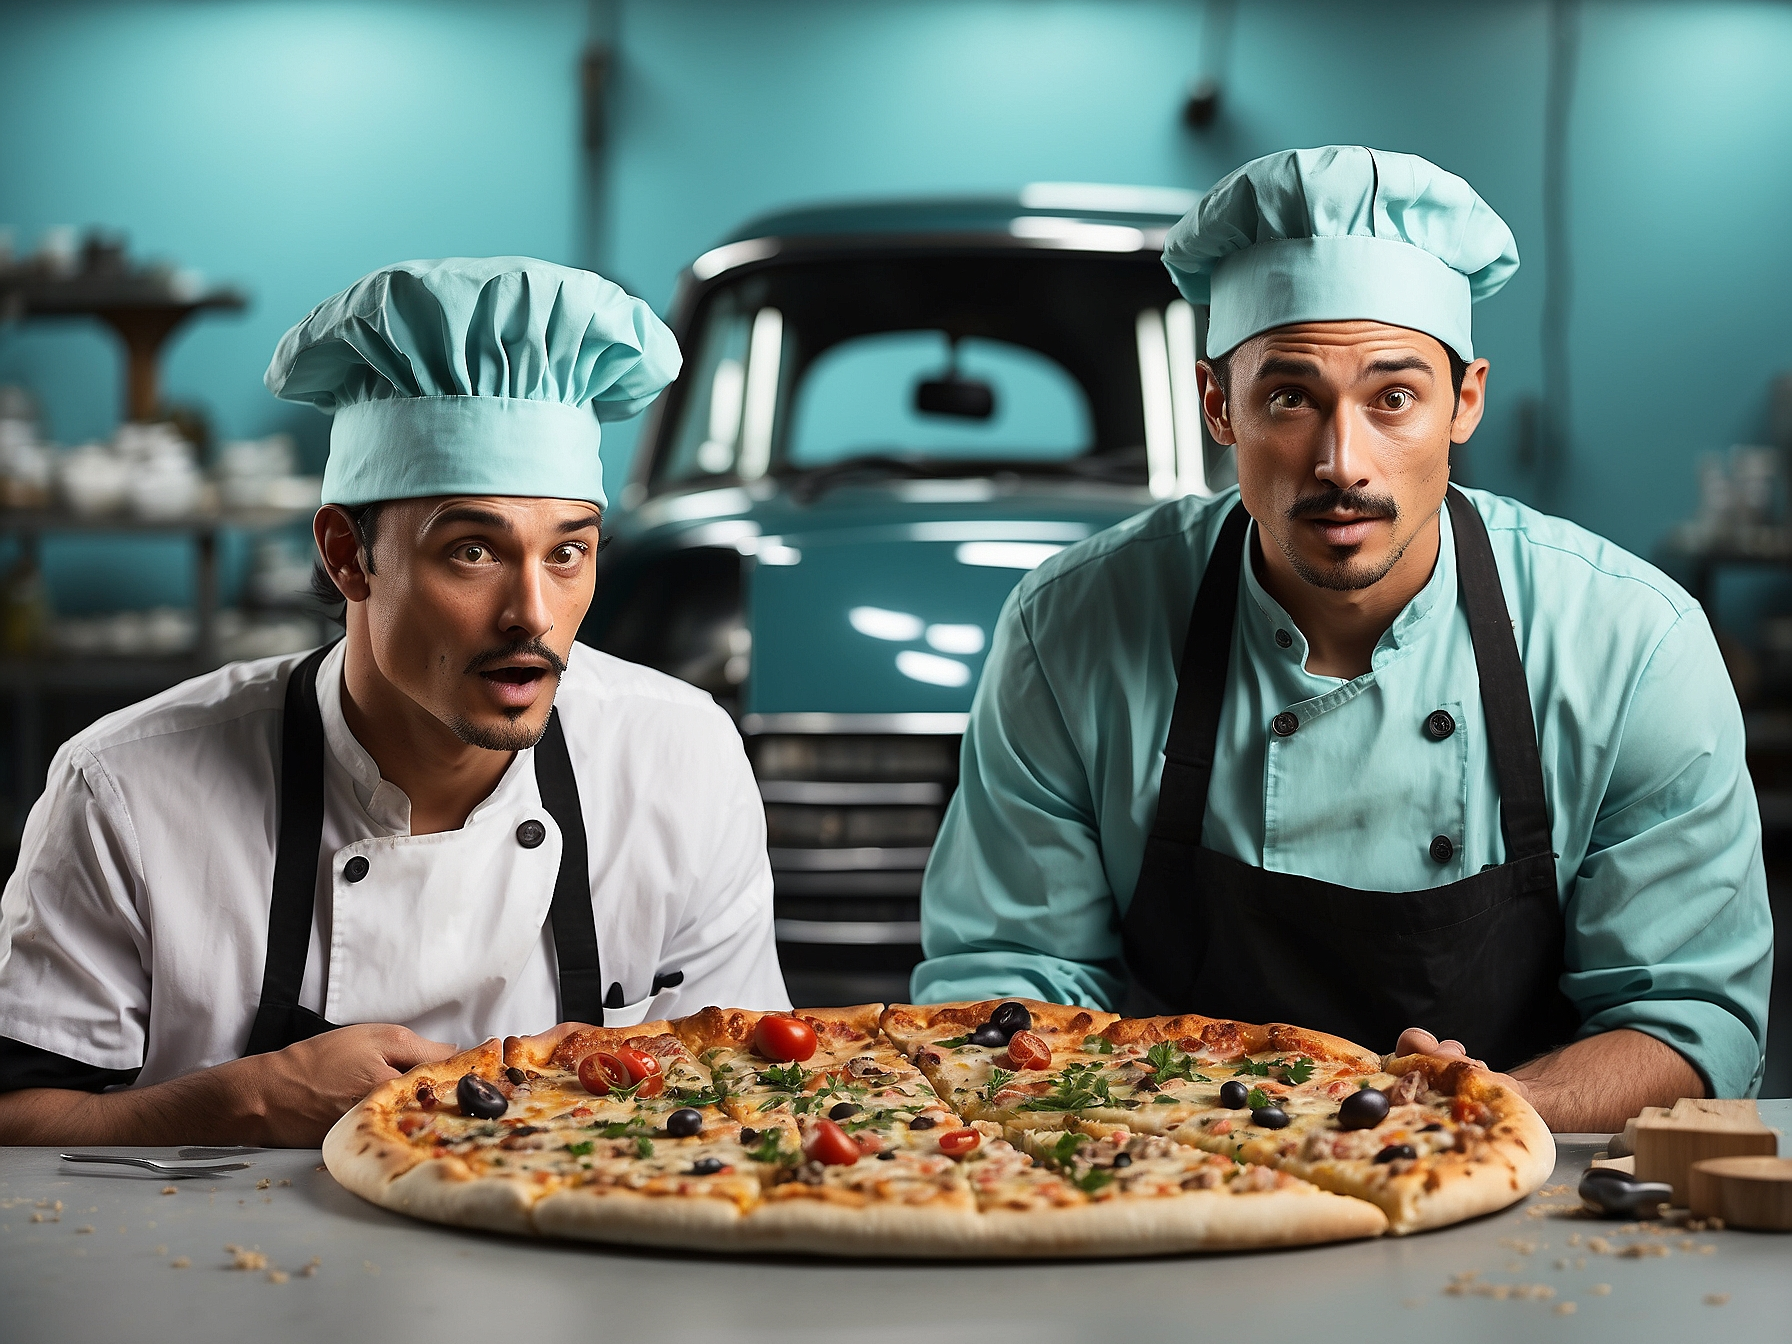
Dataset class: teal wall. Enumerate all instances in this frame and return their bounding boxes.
[3,0,1791,581]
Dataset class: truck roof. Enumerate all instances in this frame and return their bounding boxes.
[717,182,1199,245]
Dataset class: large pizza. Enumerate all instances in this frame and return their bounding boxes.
[324,999,1554,1257]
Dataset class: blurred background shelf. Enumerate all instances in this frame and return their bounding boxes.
[1,269,246,424]
[0,505,326,855]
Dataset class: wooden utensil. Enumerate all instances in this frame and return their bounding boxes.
[1632,1098,1777,1205]
[1688,1156,1792,1231]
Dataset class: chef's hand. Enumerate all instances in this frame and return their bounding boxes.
[1393,1027,1535,1105]
[1394,1027,1484,1068]
[0,1023,460,1148]
[234,1024,459,1147]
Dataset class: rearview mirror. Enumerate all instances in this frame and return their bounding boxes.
[915,376,996,420]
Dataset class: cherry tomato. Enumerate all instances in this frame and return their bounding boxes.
[1005,1030,1052,1071]
[804,1118,861,1166]
[615,1047,663,1081]
[938,1127,981,1157]
[611,1046,666,1098]
[754,1014,819,1063]
[577,1051,630,1095]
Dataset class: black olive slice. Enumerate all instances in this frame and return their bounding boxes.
[990,1002,1032,1034]
[456,1074,507,1120]
[1337,1087,1390,1130]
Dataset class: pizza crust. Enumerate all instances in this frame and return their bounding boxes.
[322,1038,506,1212]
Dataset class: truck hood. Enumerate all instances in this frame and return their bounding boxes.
[616,479,1152,718]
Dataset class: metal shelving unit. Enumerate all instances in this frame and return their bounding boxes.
[1,505,314,853]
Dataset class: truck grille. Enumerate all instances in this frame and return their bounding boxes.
[743,722,961,1006]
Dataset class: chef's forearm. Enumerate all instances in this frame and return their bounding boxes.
[0,1057,270,1146]
[1510,1028,1704,1133]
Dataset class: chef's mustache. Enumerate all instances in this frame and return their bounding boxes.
[464,637,568,677]
[1287,487,1400,523]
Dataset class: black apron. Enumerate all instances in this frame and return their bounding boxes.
[1121,489,1579,1070]
[241,642,610,1056]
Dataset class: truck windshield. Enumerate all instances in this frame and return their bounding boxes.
[649,249,1202,495]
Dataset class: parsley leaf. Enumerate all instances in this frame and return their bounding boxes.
[565,1140,594,1157]
[1050,1132,1084,1167]
[1081,1035,1115,1054]
[983,1067,1016,1104]
[635,1136,654,1159]
[1246,1086,1273,1111]
[597,1119,652,1139]
[1152,1095,1178,1105]
[759,1063,808,1092]
[1277,1056,1316,1086]
[935,1035,971,1049]
[1232,1058,1272,1077]
[1019,1063,1118,1113]
[1144,1041,1205,1086]
[749,1131,790,1164]
[1075,1168,1115,1193]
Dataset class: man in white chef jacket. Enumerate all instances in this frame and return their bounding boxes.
[0,257,789,1146]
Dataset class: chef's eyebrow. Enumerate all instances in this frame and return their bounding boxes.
[1363,355,1435,379]
[427,505,603,534]
[1252,354,1436,383]
[1253,355,1323,381]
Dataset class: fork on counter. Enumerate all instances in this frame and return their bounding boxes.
[59,1152,254,1177]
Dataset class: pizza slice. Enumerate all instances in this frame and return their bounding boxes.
[676,1004,958,1157]
[957,1125,1385,1250]
[323,1026,761,1240]
[879,997,1120,1127]
[1173,1051,1556,1234]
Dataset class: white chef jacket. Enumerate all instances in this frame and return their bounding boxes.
[0,641,789,1087]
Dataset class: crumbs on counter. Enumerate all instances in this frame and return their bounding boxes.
[225,1243,268,1271]
[1704,1293,1730,1307]
[161,1186,178,1196]
[170,1257,190,1269]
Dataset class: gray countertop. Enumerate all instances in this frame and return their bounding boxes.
[4,1102,1788,1344]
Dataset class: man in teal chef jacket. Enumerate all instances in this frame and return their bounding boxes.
[912,147,1773,1132]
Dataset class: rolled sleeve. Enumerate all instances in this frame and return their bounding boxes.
[0,745,153,1073]
[913,590,1127,1010]
[1564,610,1772,1097]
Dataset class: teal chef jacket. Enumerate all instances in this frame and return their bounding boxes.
[913,486,1773,1098]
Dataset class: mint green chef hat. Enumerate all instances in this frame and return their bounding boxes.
[265,257,680,507]
[1163,146,1518,361]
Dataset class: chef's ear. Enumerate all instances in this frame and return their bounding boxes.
[314,505,374,603]
[1449,357,1490,445]
[1196,358,1237,446]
